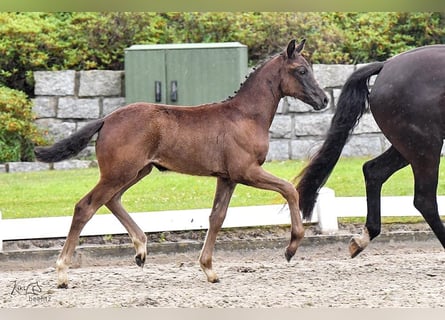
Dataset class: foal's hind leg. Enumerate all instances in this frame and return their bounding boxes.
[350,146,408,258]
[56,180,124,288]
[105,165,154,268]
[199,177,236,283]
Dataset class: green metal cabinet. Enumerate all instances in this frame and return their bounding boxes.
[124,42,248,106]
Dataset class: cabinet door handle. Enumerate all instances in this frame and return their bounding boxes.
[170,80,178,102]
[155,81,162,102]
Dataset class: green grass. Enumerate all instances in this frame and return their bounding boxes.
[1,157,445,219]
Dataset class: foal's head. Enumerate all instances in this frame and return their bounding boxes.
[279,39,328,110]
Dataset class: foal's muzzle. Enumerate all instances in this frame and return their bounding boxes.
[310,91,329,111]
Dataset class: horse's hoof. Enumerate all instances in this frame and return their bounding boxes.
[284,248,294,262]
[135,254,145,267]
[349,237,364,258]
[57,282,68,289]
[209,278,220,284]
[202,267,220,283]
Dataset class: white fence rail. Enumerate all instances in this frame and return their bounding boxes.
[1,187,444,251]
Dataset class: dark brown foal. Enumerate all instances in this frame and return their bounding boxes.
[35,38,328,288]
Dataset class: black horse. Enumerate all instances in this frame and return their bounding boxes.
[296,45,445,257]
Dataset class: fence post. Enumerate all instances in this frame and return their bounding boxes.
[315,187,338,234]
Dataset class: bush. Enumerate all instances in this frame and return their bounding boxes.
[60,12,171,70]
[1,12,444,95]
[331,12,445,63]
[0,13,68,96]
[0,86,46,162]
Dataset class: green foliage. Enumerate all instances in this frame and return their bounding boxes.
[1,12,444,95]
[331,12,445,63]
[0,86,46,162]
[60,12,172,70]
[0,13,68,96]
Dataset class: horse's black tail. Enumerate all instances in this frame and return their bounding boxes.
[34,119,105,163]
[295,61,385,219]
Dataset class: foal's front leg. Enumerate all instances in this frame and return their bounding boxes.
[241,166,305,261]
[199,177,236,283]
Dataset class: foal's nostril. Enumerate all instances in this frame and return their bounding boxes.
[323,97,329,106]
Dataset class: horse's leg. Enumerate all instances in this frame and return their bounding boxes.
[349,146,409,258]
[199,177,236,283]
[410,149,445,249]
[105,165,154,268]
[239,165,304,262]
[56,179,125,288]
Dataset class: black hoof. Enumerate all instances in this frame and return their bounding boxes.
[135,254,145,267]
[57,283,68,289]
[284,249,294,262]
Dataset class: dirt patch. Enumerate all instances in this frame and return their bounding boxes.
[1,238,444,308]
[1,222,444,307]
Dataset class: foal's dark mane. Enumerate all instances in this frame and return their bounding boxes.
[223,52,284,102]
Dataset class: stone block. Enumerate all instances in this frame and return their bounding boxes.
[332,89,341,107]
[269,115,292,139]
[276,98,288,114]
[58,97,100,119]
[35,119,76,142]
[266,140,289,161]
[79,70,123,97]
[313,64,355,88]
[290,139,324,159]
[293,114,332,137]
[341,135,383,157]
[6,162,50,173]
[103,97,126,116]
[34,70,76,96]
[53,160,96,170]
[32,97,57,118]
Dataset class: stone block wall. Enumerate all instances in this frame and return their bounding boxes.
[33,70,126,158]
[31,65,390,163]
[267,63,389,161]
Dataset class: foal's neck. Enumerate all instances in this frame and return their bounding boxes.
[232,56,283,127]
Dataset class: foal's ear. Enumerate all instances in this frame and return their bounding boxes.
[286,38,306,59]
[286,39,296,59]
[295,38,306,54]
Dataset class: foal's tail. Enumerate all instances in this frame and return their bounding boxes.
[34,119,105,163]
[295,62,385,219]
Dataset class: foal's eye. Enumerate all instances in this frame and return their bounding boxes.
[295,67,307,76]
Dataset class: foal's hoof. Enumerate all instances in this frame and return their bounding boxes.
[284,248,295,262]
[349,237,364,258]
[135,254,146,268]
[57,282,69,289]
[209,278,220,284]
